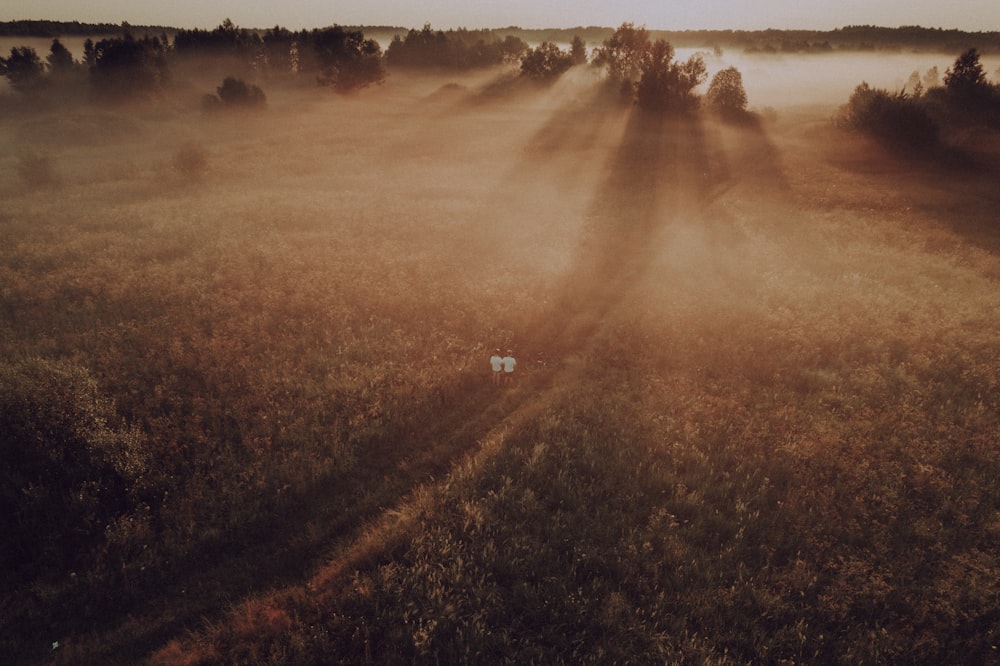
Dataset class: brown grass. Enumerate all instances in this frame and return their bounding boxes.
[2,58,998,664]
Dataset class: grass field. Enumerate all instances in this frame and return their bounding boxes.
[2,58,999,664]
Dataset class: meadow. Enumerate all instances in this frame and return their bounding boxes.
[2,51,999,664]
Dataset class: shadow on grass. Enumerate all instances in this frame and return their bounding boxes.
[14,367,529,665]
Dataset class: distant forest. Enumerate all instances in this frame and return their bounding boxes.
[3,19,1000,54]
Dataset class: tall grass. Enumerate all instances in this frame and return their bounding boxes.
[2,67,999,664]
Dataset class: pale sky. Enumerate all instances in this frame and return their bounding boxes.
[5,0,1000,32]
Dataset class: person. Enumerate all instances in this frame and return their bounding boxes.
[502,350,516,386]
[489,348,503,386]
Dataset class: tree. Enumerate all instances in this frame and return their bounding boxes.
[262,25,296,73]
[838,82,939,150]
[635,40,706,113]
[705,66,749,118]
[945,48,988,98]
[384,24,526,70]
[569,35,588,65]
[90,33,170,100]
[520,42,574,80]
[173,18,265,70]
[922,65,939,89]
[1,45,47,93]
[213,75,266,107]
[592,22,649,85]
[592,23,705,111]
[313,26,384,92]
[82,38,96,68]
[46,38,75,75]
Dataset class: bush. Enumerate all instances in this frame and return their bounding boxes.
[0,358,150,581]
[216,75,267,107]
[838,82,940,150]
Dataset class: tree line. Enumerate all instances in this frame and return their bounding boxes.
[1,20,751,119]
[5,20,1000,53]
[8,17,997,131]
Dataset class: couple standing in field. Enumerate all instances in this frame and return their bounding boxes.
[490,349,516,386]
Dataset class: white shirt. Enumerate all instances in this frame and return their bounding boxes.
[490,355,503,372]
[502,356,516,372]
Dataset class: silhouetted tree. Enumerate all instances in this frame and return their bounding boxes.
[214,75,266,107]
[705,66,749,117]
[593,23,705,111]
[262,25,295,73]
[922,66,939,89]
[838,82,939,151]
[313,26,384,92]
[46,38,75,75]
[635,40,706,113]
[945,48,988,98]
[90,33,170,100]
[1,45,47,93]
[82,38,96,68]
[569,35,588,65]
[385,24,526,70]
[173,18,265,70]
[520,42,574,80]
[592,22,648,85]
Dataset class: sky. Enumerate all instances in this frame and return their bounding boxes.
[5,0,1000,33]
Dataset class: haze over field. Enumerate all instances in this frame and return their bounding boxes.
[2,16,1000,666]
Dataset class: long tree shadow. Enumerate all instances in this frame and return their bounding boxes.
[534,107,730,355]
[100,87,795,666]
[524,78,626,155]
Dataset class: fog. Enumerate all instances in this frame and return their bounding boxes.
[5,40,1000,663]
[3,33,996,104]
[690,50,1000,107]
[3,49,996,333]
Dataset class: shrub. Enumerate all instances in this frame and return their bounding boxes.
[215,75,267,107]
[838,82,940,150]
[0,358,150,581]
